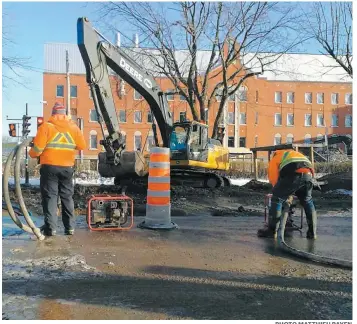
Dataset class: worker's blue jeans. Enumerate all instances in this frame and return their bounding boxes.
[40,164,75,233]
[269,173,316,232]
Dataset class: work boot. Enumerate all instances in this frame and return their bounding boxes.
[304,201,317,239]
[257,226,276,238]
[258,196,283,238]
[40,225,56,237]
[64,229,74,235]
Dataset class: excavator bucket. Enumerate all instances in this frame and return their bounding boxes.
[98,151,149,179]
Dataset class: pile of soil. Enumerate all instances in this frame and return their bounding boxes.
[318,171,352,192]
[5,174,352,218]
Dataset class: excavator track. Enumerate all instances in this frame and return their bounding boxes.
[115,169,230,189]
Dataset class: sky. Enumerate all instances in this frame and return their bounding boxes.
[2,1,106,136]
[1,1,337,137]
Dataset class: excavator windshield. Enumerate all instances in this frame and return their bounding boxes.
[170,125,189,151]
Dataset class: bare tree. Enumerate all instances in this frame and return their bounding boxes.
[302,2,352,78]
[98,2,303,138]
[2,11,35,91]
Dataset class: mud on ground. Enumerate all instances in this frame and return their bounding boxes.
[8,175,352,218]
[2,215,352,320]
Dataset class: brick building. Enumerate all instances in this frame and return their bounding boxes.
[43,43,352,164]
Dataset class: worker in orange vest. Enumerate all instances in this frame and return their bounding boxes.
[29,103,86,236]
[257,149,317,239]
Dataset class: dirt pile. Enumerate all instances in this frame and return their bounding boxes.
[5,175,352,219]
[318,171,352,192]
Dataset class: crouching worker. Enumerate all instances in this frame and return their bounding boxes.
[257,149,317,239]
[29,103,86,236]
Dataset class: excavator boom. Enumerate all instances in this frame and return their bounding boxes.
[77,17,230,188]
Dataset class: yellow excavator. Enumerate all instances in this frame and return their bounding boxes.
[77,17,230,188]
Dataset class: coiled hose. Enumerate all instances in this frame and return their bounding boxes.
[2,139,44,240]
[277,200,352,270]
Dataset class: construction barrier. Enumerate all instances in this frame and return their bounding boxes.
[138,147,178,230]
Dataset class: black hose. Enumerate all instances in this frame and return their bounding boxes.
[277,201,352,270]
[2,144,34,234]
[14,139,44,240]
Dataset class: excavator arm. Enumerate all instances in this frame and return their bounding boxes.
[77,17,173,165]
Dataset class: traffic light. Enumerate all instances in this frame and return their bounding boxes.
[37,117,44,129]
[22,115,31,137]
[8,123,16,137]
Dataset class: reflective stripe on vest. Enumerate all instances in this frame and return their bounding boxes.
[279,151,311,171]
[46,124,76,151]
[32,144,44,154]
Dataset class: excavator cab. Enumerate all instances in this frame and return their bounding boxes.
[170,121,209,163]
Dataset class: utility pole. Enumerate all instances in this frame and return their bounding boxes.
[22,103,31,186]
[66,50,71,118]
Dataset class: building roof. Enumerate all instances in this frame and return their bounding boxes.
[44,43,352,83]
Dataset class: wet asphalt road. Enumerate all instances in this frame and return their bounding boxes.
[2,213,352,320]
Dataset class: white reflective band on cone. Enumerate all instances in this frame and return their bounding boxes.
[149,162,170,168]
[147,190,170,197]
[150,147,170,154]
[148,176,170,183]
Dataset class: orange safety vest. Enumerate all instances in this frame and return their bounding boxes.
[29,115,86,167]
[268,149,313,186]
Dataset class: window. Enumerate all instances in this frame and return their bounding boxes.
[239,137,246,148]
[304,134,312,144]
[287,113,294,126]
[90,131,97,149]
[317,92,324,104]
[238,87,247,102]
[255,91,259,103]
[305,114,312,126]
[240,112,247,125]
[275,91,282,103]
[255,112,259,124]
[254,135,258,147]
[331,114,338,127]
[70,85,77,98]
[317,114,324,127]
[345,93,352,105]
[228,136,235,148]
[147,135,155,151]
[119,110,126,123]
[134,131,142,151]
[147,111,153,123]
[228,93,235,102]
[274,113,282,126]
[274,133,282,146]
[90,109,99,122]
[287,92,295,104]
[286,134,294,144]
[179,92,186,101]
[331,93,339,105]
[166,89,174,101]
[227,112,235,124]
[134,90,143,100]
[345,115,352,127]
[56,85,64,97]
[134,111,142,123]
[305,92,312,104]
[179,111,186,122]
